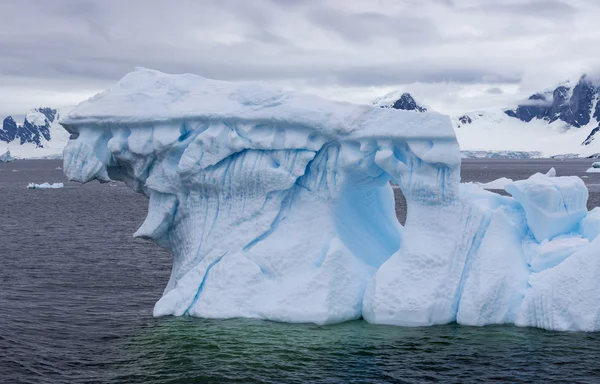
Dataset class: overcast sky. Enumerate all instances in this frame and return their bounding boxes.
[2,0,600,116]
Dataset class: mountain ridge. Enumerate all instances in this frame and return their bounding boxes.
[0,106,73,159]
[377,75,600,157]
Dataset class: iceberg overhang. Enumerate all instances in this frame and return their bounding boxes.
[62,69,600,331]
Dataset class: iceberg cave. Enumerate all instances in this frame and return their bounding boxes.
[61,69,600,331]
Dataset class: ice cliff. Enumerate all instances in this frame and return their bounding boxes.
[61,69,600,331]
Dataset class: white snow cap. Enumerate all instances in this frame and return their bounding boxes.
[62,68,453,141]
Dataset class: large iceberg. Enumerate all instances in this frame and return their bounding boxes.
[61,69,600,331]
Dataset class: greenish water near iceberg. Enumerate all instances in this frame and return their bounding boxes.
[114,318,600,383]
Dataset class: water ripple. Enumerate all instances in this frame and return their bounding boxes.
[2,160,600,383]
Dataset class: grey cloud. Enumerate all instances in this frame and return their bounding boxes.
[464,0,575,19]
[0,0,599,116]
[306,9,440,45]
[486,87,504,94]
[331,66,520,87]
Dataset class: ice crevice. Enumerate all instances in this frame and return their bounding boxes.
[61,68,600,331]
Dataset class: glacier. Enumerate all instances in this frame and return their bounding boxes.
[61,69,600,331]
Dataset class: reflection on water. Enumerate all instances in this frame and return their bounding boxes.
[117,318,600,383]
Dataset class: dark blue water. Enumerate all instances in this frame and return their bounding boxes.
[2,159,600,383]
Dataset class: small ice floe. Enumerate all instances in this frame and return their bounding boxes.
[27,182,64,189]
[55,166,62,170]
[585,162,600,173]
[12,170,18,172]
[0,150,12,163]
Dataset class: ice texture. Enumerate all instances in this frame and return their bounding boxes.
[62,69,600,331]
[477,177,513,190]
[505,172,588,242]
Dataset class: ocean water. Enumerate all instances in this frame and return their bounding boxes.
[2,159,600,383]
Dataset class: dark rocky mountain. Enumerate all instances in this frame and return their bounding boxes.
[389,93,427,112]
[455,75,600,146]
[503,75,600,129]
[457,115,472,125]
[375,92,428,112]
[1,107,57,147]
[583,126,600,145]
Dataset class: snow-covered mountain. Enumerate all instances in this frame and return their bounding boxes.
[504,75,600,128]
[454,75,600,157]
[0,106,73,159]
[373,91,428,112]
[6,75,600,159]
[376,76,600,158]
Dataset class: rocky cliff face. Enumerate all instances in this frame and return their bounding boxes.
[504,76,600,129]
[1,107,58,147]
[373,92,428,112]
[452,75,600,150]
[388,93,427,112]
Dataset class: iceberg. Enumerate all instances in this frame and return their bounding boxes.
[586,163,600,173]
[0,149,12,162]
[61,69,600,331]
[27,182,64,189]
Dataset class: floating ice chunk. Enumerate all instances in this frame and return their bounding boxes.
[0,150,12,162]
[505,172,588,242]
[27,182,64,189]
[477,177,513,190]
[586,161,600,172]
[477,168,554,190]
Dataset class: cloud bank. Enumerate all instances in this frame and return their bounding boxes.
[1,0,599,115]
